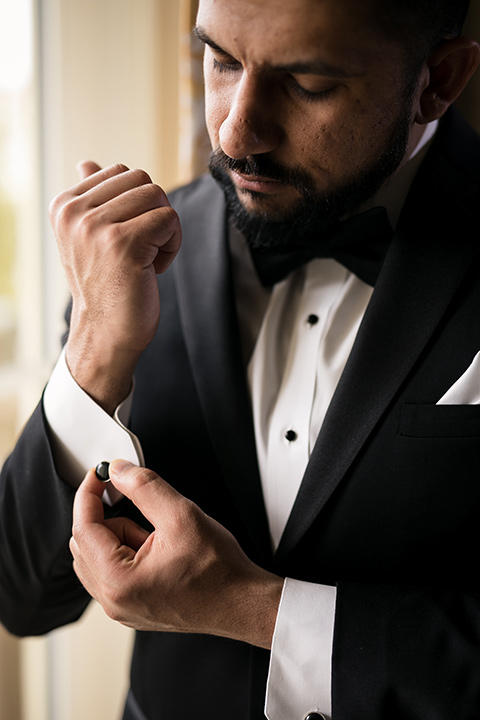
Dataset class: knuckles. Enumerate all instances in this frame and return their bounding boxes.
[50,194,87,239]
[159,205,180,229]
[132,181,168,209]
[167,498,200,541]
[128,466,162,488]
[48,163,174,244]
[70,523,93,554]
[108,162,130,177]
[102,585,131,620]
[128,167,153,187]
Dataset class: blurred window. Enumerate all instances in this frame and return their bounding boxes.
[0,0,42,462]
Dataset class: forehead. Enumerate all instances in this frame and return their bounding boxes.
[197,0,386,69]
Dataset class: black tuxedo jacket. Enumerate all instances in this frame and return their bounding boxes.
[1,108,480,720]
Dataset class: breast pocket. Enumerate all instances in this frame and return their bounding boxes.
[399,403,480,438]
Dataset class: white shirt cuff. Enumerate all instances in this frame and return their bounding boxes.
[265,578,336,720]
[43,348,144,505]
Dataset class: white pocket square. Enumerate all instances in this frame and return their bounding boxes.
[437,351,480,405]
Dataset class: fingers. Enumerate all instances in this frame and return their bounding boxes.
[109,460,189,532]
[73,468,108,527]
[52,165,155,216]
[118,205,182,272]
[96,182,170,224]
[51,163,160,218]
[72,468,151,550]
[71,468,151,581]
[81,168,165,211]
[50,163,179,259]
[72,162,130,196]
[152,221,182,274]
[71,469,125,565]
[104,517,151,552]
[77,160,103,181]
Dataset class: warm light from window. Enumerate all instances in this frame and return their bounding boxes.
[0,0,33,92]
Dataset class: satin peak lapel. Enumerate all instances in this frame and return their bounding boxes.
[275,130,480,562]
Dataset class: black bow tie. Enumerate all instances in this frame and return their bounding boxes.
[249,207,394,287]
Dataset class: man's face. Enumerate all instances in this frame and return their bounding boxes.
[197,0,425,247]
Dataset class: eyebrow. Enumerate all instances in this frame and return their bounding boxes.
[193,25,362,79]
[194,26,224,54]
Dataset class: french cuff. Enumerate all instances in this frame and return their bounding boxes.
[43,348,144,505]
[265,578,336,720]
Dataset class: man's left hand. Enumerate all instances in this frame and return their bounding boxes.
[70,460,283,649]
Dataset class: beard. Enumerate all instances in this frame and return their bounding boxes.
[209,109,412,252]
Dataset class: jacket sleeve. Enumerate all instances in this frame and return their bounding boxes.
[0,399,91,636]
[332,582,480,719]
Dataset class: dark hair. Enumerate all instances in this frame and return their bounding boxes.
[378,0,470,60]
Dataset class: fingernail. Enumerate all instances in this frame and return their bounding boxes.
[110,459,134,475]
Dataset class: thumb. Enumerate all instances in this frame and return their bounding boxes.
[76,159,102,181]
[109,460,185,529]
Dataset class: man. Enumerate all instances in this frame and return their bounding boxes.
[1,0,480,718]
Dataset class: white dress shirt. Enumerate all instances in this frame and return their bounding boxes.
[44,121,438,720]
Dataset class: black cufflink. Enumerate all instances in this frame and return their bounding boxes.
[305,713,327,720]
[95,461,110,482]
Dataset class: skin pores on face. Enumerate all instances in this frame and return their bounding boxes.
[197,0,425,222]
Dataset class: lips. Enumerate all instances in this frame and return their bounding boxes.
[230,170,286,194]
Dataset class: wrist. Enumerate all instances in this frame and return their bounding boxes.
[225,571,284,650]
[65,333,139,415]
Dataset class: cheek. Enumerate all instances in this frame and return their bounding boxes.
[294,99,400,181]
[289,114,360,181]
[280,94,362,176]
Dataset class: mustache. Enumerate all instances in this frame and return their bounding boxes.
[208,148,316,198]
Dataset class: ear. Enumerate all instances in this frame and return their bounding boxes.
[415,37,480,124]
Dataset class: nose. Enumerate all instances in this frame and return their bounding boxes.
[218,73,282,159]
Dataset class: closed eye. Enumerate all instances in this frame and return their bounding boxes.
[195,24,343,102]
[212,56,242,74]
[287,75,338,102]
[194,25,242,74]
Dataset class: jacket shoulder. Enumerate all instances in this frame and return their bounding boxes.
[168,173,225,218]
[434,107,480,184]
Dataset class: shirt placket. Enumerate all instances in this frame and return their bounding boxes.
[265,264,343,548]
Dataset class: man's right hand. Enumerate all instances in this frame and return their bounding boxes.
[49,162,182,414]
